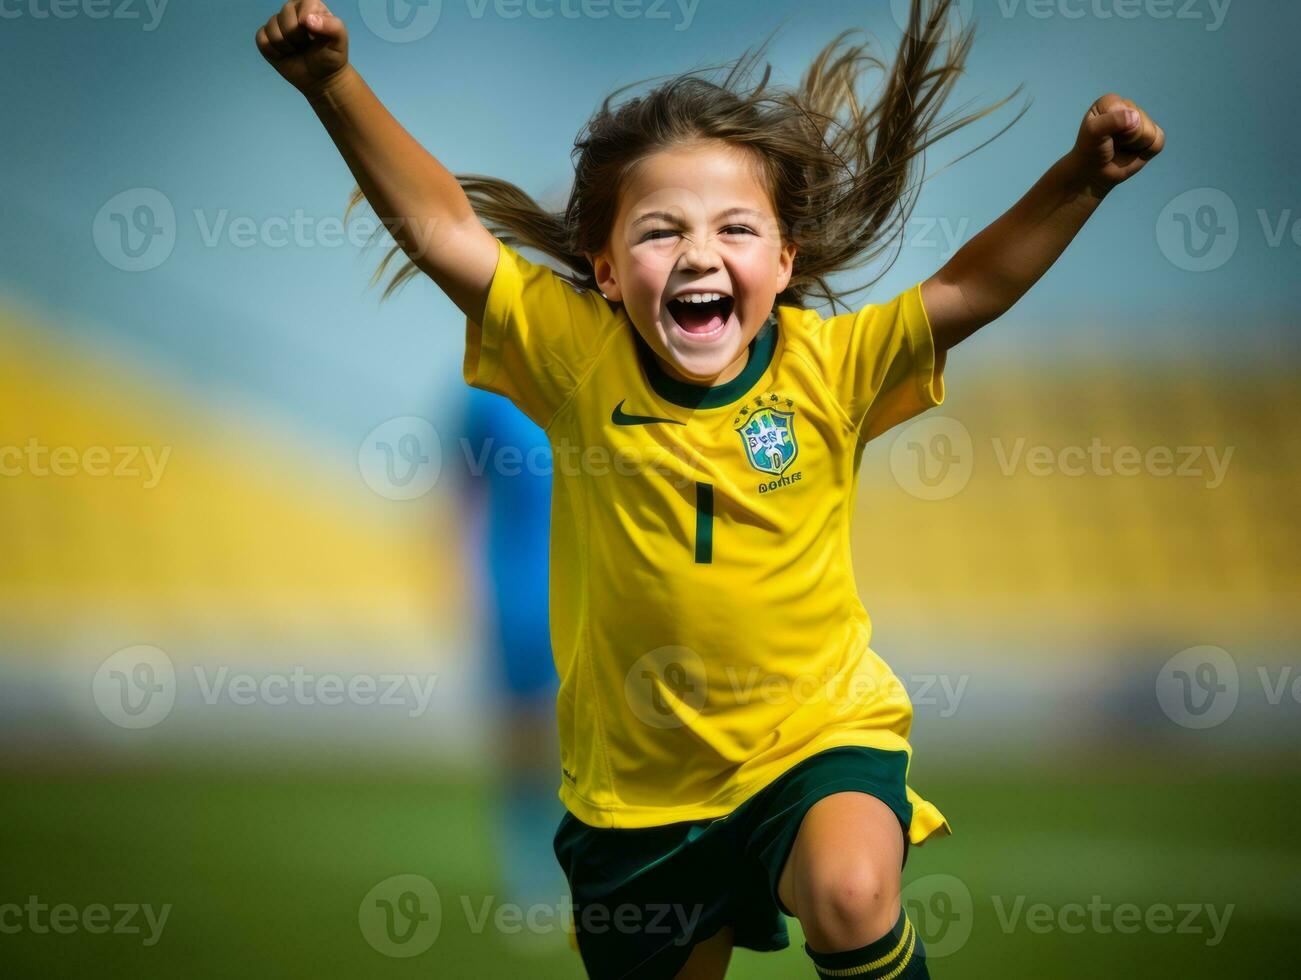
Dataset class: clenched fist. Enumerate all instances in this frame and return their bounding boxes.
[255,1,350,96]
[1069,94,1166,198]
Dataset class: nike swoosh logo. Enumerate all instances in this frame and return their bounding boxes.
[611,400,685,427]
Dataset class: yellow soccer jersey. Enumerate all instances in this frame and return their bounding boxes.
[464,238,951,843]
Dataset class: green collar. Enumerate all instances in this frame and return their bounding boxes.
[634,316,778,410]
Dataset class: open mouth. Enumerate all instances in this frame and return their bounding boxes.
[666,293,735,338]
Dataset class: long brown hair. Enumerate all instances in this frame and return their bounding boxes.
[349,0,1025,310]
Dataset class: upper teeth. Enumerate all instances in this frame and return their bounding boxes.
[676,293,725,303]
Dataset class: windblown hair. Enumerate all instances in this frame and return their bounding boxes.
[349,0,1025,310]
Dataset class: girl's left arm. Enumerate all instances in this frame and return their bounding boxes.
[920,93,1165,352]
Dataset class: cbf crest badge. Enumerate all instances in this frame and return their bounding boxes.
[736,402,798,475]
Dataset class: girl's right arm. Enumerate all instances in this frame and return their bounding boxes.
[255,1,500,322]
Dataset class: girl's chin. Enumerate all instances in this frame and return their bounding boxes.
[661,341,744,384]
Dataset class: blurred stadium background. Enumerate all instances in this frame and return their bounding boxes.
[2,0,1298,976]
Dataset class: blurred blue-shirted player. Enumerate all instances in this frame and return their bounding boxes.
[458,386,568,933]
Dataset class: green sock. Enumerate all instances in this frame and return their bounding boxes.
[805,908,928,979]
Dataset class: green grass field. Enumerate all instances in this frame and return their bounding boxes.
[3,760,1294,977]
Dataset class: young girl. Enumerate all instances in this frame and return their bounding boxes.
[256,1,1164,976]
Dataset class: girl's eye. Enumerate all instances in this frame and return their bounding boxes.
[640,226,754,242]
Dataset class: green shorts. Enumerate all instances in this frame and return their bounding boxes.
[552,746,916,980]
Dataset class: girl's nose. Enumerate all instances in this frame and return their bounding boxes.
[679,235,721,274]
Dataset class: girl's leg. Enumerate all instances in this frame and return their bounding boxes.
[674,924,734,980]
[777,792,926,977]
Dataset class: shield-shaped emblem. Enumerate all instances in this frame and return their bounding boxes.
[736,407,798,475]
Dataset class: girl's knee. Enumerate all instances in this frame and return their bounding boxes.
[782,792,906,951]
[800,862,901,952]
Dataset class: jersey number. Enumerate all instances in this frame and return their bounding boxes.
[694,482,713,564]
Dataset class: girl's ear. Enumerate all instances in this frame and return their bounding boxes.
[775,240,798,294]
[589,252,623,301]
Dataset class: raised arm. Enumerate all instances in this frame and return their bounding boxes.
[255,1,500,321]
[920,93,1165,352]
